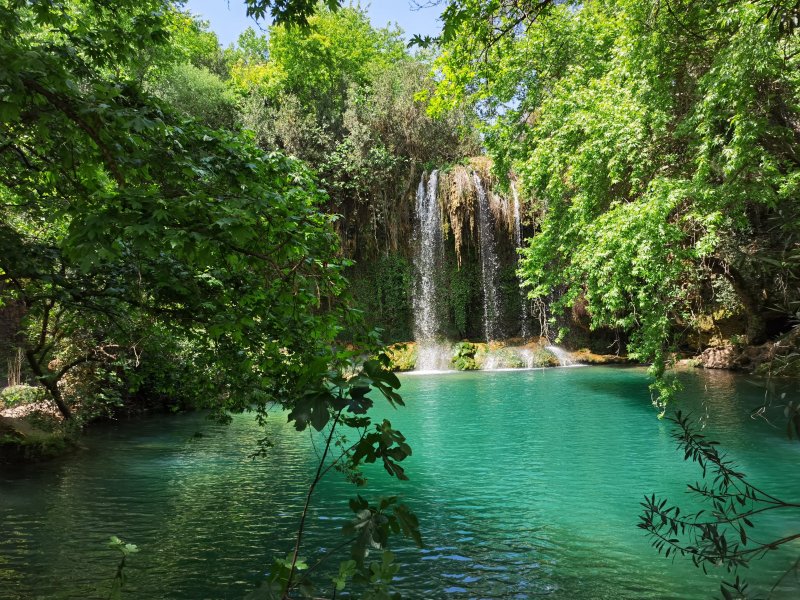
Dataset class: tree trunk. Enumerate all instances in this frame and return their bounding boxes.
[24,349,72,420]
[707,257,767,344]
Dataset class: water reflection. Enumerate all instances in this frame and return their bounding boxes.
[0,367,798,599]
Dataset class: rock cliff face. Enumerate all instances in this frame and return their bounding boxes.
[347,158,534,343]
[343,157,795,360]
[696,328,800,374]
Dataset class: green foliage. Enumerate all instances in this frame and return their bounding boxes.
[265,7,404,118]
[108,536,139,600]
[349,255,413,342]
[431,0,800,403]
[385,343,416,372]
[639,410,800,597]
[0,384,45,408]
[259,496,418,600]
[0,1,425,598]
[345,495,422,564]
[445,261,480,338]
[451,341,478,370]
[0,0,366,422]
[243,351,419,599]
[150,62,238,129]
[244,0,342,28]
[227,6,477,261]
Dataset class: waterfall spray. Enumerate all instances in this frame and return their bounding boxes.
[473,172,503,342]
[511,182,532,339]
[412,171,450,370]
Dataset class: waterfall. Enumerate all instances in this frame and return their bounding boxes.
[412,171,450,371]
[545,345,575,367]
[511,182,531,339]
[518,349,536,369]
[473,172,503,342]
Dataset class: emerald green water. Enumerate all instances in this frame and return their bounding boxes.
[1,367,799,599]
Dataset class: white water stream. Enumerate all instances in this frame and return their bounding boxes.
[473,172,503,342]
[412,171,451,371]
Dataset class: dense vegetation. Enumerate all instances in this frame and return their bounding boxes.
[1,0,798,598]
[0,0,475,421]
[1,0,357,424]
[428,0,800,399]
[0,0,434,595]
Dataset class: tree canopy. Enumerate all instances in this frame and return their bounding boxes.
[0,0,369,420]
[429,0,800,401]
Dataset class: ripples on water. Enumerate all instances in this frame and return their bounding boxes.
[1,367,799,599]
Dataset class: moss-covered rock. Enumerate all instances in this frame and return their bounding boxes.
[386,343,417,372]
[0,415,77,463]
[0,431,76,463]
[452,341,481,370]
[526,347,560,368]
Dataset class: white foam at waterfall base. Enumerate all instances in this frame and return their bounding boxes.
[415,343,454,373]
[518,348,536,369]
[481,347,535,370]
[482,352,503,370]
[545,345,575,366]
[479,347,553,371]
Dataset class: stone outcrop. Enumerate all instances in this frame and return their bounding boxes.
[697,346,740,370]
[696,328,800,373]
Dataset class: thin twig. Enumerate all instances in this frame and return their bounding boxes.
[283,407,344,598]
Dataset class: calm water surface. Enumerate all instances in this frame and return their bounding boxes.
[1,367,799,599]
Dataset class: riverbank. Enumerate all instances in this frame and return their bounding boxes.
[677,328,800,377]
[386,339,639,372]
[387,330,800,377]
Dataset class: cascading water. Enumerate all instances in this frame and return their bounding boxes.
[473,172,503,342]
[545,345,575,367]
[412,171,450,371]
[511,182,532,339]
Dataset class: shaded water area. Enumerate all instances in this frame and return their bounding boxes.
[1,367,799,599]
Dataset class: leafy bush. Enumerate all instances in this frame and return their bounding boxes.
[0,385,46,408]
[150,63,239,130]
[451,342,479,370]
[385,343,416,372]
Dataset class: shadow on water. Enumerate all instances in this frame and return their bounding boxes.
[0,368,798,599]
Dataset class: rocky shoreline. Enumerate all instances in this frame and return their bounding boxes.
[387,330,800,376]
[673,328,799,376]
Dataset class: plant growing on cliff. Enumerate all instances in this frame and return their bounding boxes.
[451,341,479,370]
